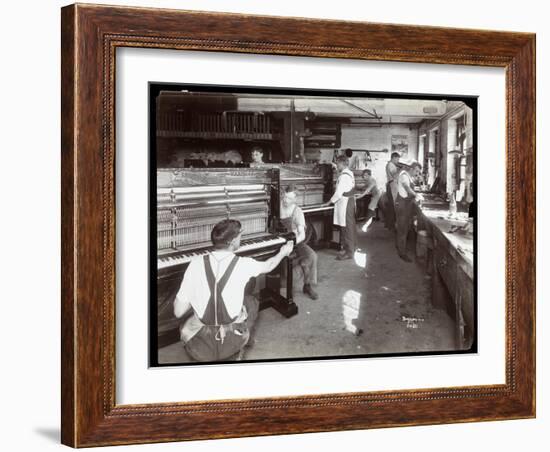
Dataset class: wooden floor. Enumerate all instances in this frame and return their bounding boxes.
[158,220,457,364]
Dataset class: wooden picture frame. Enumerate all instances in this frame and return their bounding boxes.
[61,3,535,447]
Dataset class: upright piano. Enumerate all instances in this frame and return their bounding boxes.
[251,163,335,247]
[156,168,297,345]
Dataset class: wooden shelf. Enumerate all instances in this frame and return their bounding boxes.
[157,130,276,140]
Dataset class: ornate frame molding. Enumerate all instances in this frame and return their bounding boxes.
[61,4,535,447]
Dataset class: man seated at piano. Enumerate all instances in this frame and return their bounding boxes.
[280,185,319,300]
[173,219,294,362]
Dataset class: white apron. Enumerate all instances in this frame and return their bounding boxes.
[333,168,355,227]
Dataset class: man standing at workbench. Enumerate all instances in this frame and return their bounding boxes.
[395,160,423,262]
[385,152,401,230]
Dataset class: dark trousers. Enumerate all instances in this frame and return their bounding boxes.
[185,295,259,362]
[341,197,357,256]
[394,194,414,256]
[295,242,318,285]
[385,181,396,229]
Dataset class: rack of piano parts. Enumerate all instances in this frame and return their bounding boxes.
[250,163,336,248]
[155,167,297,345]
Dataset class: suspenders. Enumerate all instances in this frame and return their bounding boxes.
[397,170,413,199]
[201,254,240,327]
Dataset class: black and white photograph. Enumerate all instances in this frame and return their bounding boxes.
[149,84,477,366]
[2,0,545,449]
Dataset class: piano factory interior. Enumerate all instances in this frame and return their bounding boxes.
[153,87,476,365]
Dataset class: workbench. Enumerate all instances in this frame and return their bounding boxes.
[415,195,475,350]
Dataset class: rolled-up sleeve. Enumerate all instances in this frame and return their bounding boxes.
[387,162,398,181]
[174,261,196,318]
[399,172,411,191]
[293,208,306,243]
[240,256,271,278]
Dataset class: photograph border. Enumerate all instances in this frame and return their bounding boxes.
[147,82,480,367]
[61,3,535,447]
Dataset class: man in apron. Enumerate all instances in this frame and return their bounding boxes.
[324,155,357,260]
[279,185,319,300]
[173,219,294,361]
[395,161,423,262]
[385,152,401,230]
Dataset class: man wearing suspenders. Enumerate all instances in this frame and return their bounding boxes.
[324,155,357,260]
[279,185,319,300]
[395,161,423,262]
[174,219,294,362]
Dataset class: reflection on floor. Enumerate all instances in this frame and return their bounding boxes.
[158,221,456,364]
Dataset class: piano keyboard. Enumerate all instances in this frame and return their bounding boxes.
[158,235,287,269]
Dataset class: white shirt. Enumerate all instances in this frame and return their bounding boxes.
[330,168,355,226]
[280,204,306,244]
[397,170,414,198]
[362,176,380,196]
[174,250,267,320]
[386,161,399,183]
[330,168,355,204]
